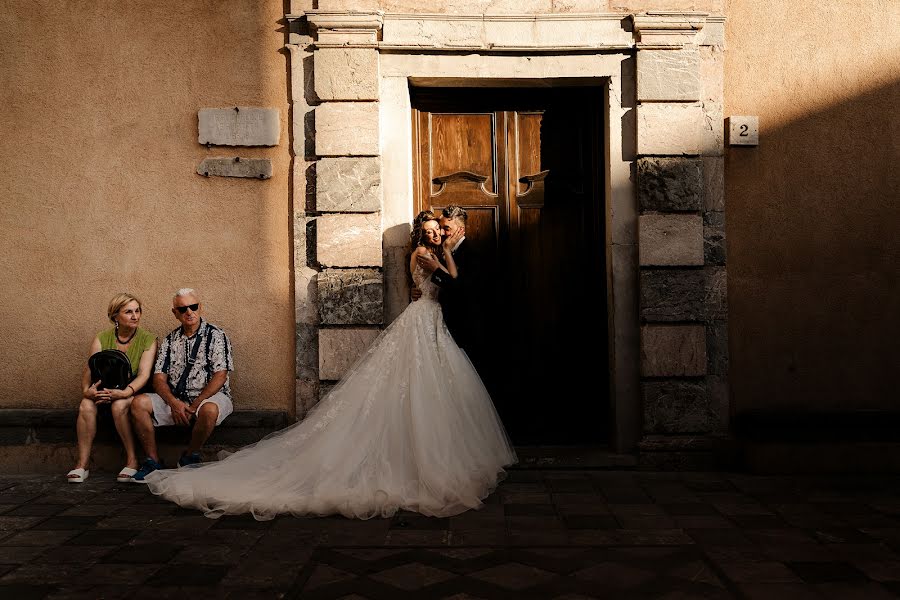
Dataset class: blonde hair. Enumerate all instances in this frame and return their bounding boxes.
[107,293,142,323]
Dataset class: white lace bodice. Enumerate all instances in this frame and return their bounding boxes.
[412,255,440,301]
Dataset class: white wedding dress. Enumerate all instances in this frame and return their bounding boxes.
[145,261,517,520]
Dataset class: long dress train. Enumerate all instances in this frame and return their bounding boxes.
[144,263,517,520]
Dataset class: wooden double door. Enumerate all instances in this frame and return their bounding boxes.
[412,87,608,445]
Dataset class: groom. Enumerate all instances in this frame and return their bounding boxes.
[415,205,487,369]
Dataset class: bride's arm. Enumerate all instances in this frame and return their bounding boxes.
[442,246,458,279]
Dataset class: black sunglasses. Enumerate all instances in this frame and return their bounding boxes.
[175,303,200,314]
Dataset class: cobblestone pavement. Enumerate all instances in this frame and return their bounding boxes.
[2,470,900,599]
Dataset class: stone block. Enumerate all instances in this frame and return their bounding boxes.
[636,104,703,156]
[314,48,379,100]
[319,327,380,380]
[642,380,713,434]
[702,156,724,211]
[703,210,727,265]
[317,268,383,325]
[293,102,314,160]
[639,214,704,266]
[316,157,381,212]
[295,259,318,328]
[610,243,641,448]
[704,266,727,320]
[295,322,318,380]
[640,324,706,377]
[707,374,730,431]
[198,107,280,146]
[288,44,312,105]
[706,320,729,376]
[196,157,272,179]
[700,46,724,104]
[315,103,379,157]
[640,269,706,322]
[316,213,382,267]
[637,157,702,212]
[698,18,726,49]
[701,101,725,156]
[637,49,700,102]
[295,377,318,420]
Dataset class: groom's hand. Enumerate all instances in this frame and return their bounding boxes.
[410,286,422,301]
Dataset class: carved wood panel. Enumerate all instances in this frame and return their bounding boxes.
[412,87,607,444]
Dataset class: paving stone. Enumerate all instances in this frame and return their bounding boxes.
[562,515,619,530]
[221,559,303,587]
[714,560,803,583]
[787,560,868,583]
[0,516,43,531]
[737,583,822,600]
[64,529,138,546]
[0,473,899,597]
[6,504,68,517]
[448,529,508,546]
[102,542,182,564]
[76,563,161,586]
[171,544,247,566]
[133,585,229,600]
[34,545,115,564]
[148,564,229,586]
[814,581,897,599]
[33,516,103,530]
[470,562,556,590]
[0,530,79,546]
[211,515,274,531]
[0,545,48,563]
[0,583,55,600]
[507,529,570,546]
[390,515,449,530]
[503,504,556,517]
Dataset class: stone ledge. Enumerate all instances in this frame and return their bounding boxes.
[0,409,291,446]
[637,434,738,470]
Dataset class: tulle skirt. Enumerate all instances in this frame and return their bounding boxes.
[145,298,517,520]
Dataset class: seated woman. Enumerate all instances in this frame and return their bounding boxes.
[67,293,158,483]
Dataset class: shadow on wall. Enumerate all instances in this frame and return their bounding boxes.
[727,77,900,417]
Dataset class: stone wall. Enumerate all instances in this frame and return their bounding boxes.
[288,5,730,456]
[633,14,729,464]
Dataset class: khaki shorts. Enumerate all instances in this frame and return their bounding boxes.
[145,392,233,427]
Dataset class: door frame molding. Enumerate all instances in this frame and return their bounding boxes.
[380,57,638,451]
[289,10,729,457]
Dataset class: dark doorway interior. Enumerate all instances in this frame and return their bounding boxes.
[411,86,609,445]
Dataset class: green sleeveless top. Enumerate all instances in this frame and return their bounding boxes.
[97,327,156,378]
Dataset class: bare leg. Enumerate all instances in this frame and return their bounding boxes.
[73,398,97,470]
[110,398,138,469]
[187,403,219,454]
[130,394,159,462]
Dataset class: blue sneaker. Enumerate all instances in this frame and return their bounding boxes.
[177,451,202,468]
[132,457,164,483]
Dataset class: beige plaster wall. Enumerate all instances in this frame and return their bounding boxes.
[0,1,294,412]
[724,0,900,412]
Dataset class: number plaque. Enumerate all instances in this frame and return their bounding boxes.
[726,116,759,146]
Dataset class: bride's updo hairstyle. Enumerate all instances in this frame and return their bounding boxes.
[410,210,438,249]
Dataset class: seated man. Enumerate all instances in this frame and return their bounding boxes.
[131,288,234,482]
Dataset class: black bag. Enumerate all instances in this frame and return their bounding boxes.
[88,349,133,391]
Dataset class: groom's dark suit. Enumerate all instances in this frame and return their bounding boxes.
[430,239,484,357]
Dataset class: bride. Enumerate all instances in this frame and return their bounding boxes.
[145,210,517,520]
